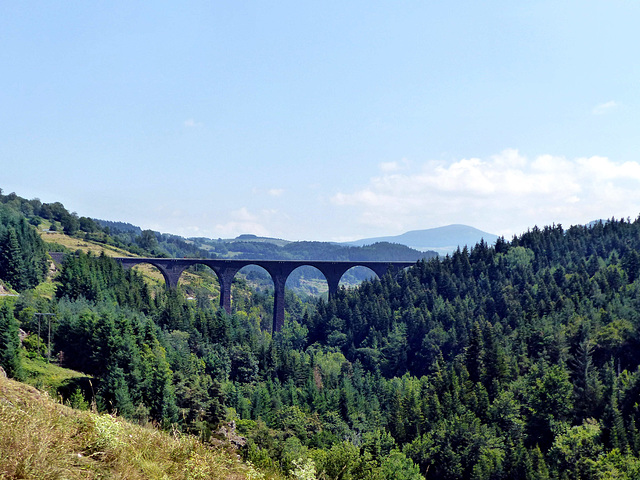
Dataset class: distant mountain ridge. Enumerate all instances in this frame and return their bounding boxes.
[344,224,499,255]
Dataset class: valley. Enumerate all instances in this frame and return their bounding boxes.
[3,190,640,479]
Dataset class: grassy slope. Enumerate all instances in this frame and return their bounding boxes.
[41,231,136,258]
[0,374,269,480]
[0,229,271,479]
[41,230,166,286]
[39,229,211,291]
[22,356,89,383]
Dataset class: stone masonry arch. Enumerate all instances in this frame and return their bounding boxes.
[115,257,415,332]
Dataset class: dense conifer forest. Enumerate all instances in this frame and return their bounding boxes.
[4,190,640,478]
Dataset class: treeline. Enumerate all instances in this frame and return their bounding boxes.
[0,190,210,258]
[204,239,438,295]
[0,204,49,291]
[1,189,430,266]
[93,219,213,259]
[0,189,102,236]
[198,237,436,262]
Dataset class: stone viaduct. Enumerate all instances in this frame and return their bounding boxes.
[114,257,415,332]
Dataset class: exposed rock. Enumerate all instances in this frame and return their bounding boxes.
[18,328,28,344]
[211,420,246,449]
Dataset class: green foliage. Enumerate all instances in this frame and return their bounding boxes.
[380,450,424,480]
[67,386,90,410]
[291,457,317,480]
[12,190,640,480]
[0,301,23,380]
[0,204,49,291]
[548,419,602,479]
[55,252,152,311]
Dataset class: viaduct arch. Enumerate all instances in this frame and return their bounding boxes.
[114,257,415,332]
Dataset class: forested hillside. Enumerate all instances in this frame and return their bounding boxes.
[100,221,438,294]
[4,189,640,478]
[0,189,435,296]
[92,216,437,264]
[303,219,640,478]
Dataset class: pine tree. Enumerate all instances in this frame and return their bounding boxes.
[482,321,506,397]
[605,381,628,452]
[98,363,135,418]
[528,445,549,480]
[570,337,602,422]
[0,302,23,380]
[465,321,485,384]
[139,338,179,425]
[0,228,26,291]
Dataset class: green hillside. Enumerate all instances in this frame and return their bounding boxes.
[5,188,640,478]
[94,218,437,296]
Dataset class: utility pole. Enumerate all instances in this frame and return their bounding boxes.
[33,313,55,362]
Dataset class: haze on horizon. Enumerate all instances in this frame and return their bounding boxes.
[2,2,639,242]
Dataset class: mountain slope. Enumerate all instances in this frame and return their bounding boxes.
[344,224,499,254]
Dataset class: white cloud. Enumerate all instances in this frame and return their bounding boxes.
[379,161,400,173]
[379,158,411,173]
[331,150,640,237]
[592,101,618,115]
[251,188,285,197]
[213,207,273,238]
[184,118,203,128]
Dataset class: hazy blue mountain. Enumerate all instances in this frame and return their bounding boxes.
[344,224,499,255]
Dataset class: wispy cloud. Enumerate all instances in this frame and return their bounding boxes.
[379,158,410,173]
[184,118,203,128]
[379,161,400,173]
[251,187,285,197]
[214,207,273,237]
[331,149,640,236]
[592,101,618,115]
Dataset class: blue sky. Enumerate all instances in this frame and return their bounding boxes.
[2,1,639,241]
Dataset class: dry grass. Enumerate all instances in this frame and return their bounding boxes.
[40,231,166,286]
[40,231,134,258]
[0,376,274,480]
[39,231,212,289]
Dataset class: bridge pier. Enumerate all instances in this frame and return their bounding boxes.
[214,266,240,315]
[317,264,346,300]
[272,274,287,333]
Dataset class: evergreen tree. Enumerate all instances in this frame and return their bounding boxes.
[465,321,485,384]
[0,302,23,380]
[98,363,135,417]
[570,337,602,421]
[0,228,26,291]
